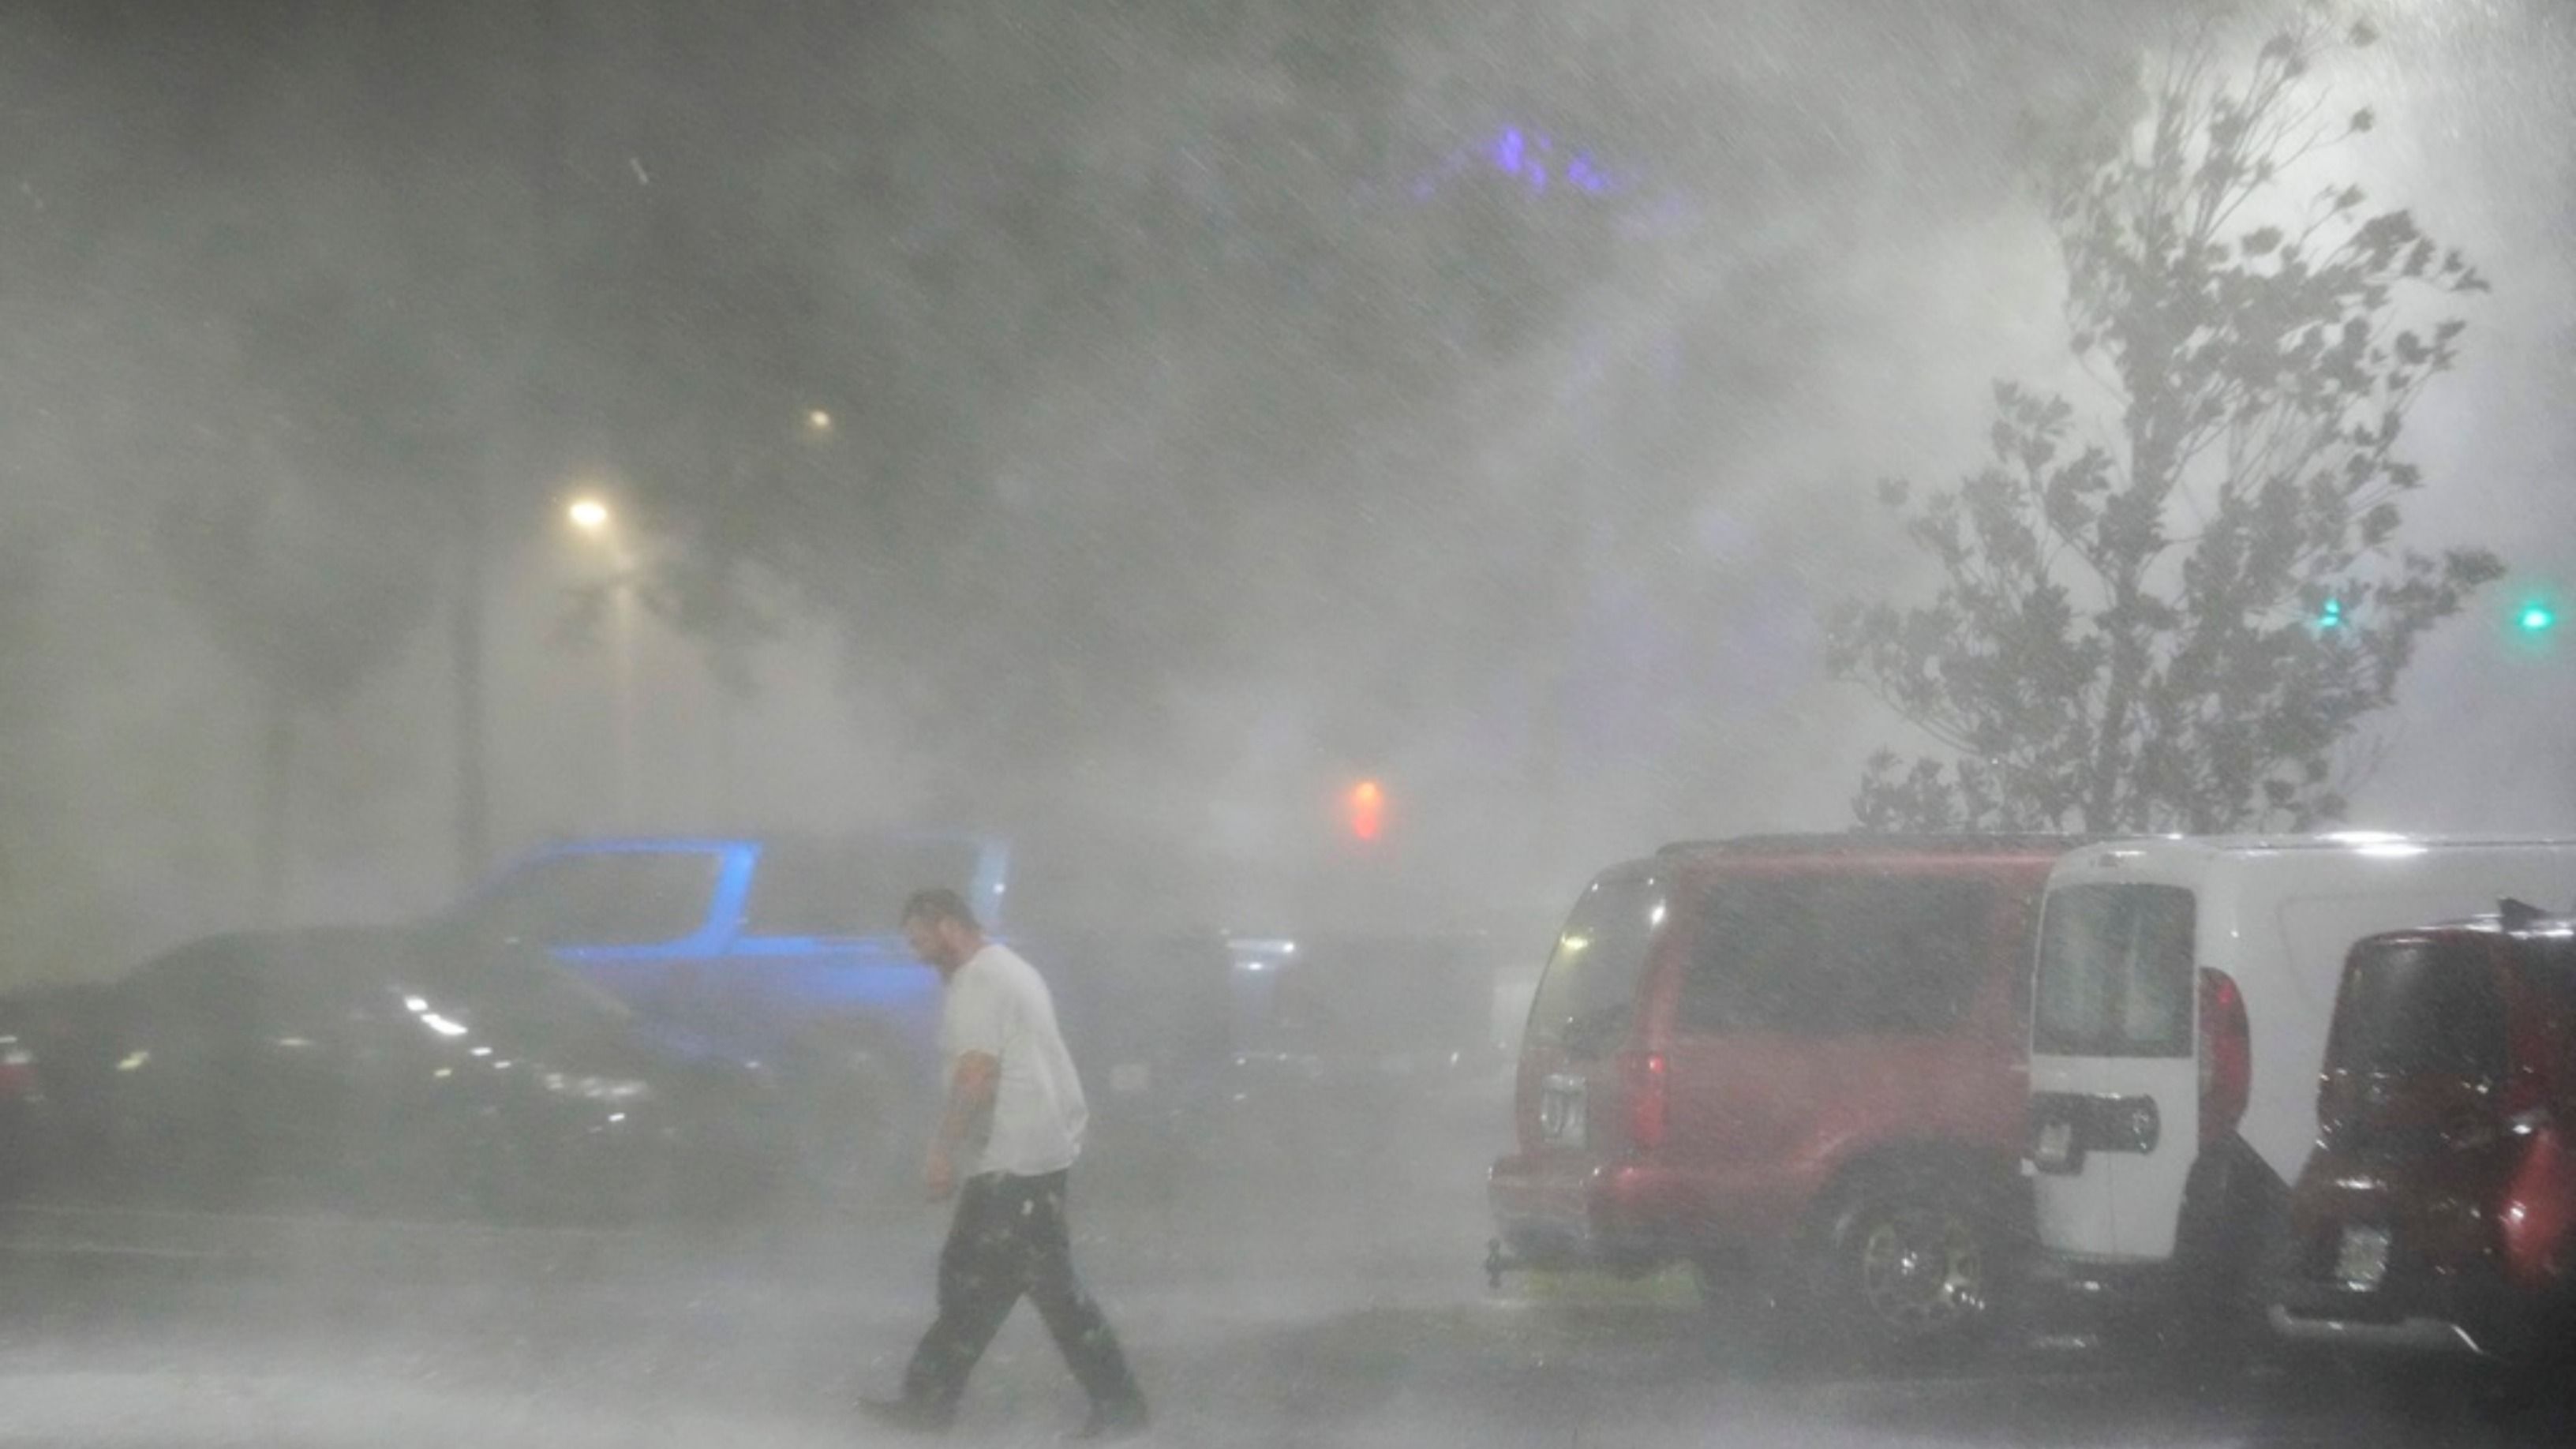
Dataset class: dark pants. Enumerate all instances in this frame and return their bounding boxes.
[901,1169,1142,1414]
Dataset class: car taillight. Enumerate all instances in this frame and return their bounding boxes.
[1620,1049,1667,1152]
[0,1043,33,1100]
[2199,968,2250,1145]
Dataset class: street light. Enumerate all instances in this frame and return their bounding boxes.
[562,492,635,827]
[803,408,834,437]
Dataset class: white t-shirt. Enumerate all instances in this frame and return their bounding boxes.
[939,942,1088,1178]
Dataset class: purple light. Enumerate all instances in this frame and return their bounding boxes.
[1403,126,1628,206]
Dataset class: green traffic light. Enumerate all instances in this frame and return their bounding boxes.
[2520,603,2557,634]
[2317,598,2343,630]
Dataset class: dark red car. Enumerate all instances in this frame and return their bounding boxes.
[2270,903,2576,1365]
[1488,834,2082,1351]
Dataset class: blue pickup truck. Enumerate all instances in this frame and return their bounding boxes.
[448,833,1234,1200]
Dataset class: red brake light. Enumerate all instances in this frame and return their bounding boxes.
[2199,968,2251,1144]
[1345,780,1385,842]
[0,1044,34,1101]
[1623,1050,1668,1151]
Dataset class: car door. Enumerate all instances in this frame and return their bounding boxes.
[1664,870,2003,1208]
[2028,881,2199,1261]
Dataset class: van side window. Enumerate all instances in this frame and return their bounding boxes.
[1677,876,1994,1035]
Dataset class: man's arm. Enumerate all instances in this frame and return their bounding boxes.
[925,1050,999,1199]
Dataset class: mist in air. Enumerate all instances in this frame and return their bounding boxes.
[0,1,2562,964]
[0,2,2573,1446]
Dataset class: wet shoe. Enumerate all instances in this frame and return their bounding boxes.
[858,1395,955,1435]
[1067,1398,1149,1440]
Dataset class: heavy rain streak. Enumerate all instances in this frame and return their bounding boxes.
[1,1,2572,1445]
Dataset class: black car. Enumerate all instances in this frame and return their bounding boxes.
[9,925,787,1225]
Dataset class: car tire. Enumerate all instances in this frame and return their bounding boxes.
[2166,1137,2288,1374]
[1799,1169,2008,1358]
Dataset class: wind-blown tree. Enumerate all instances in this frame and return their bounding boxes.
[1828,13,2499,834]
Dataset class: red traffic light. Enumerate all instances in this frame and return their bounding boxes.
[1345,779,1385,842]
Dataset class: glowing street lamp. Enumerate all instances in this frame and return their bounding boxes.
[563,491,635,826]
[803,407,835,436]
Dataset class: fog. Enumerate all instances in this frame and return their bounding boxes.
[6,6,2576,1443]
[2,0,2564,969]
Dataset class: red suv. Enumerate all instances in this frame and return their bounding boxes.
[2270,903,2576,1365]
[1488,834,2080,1350]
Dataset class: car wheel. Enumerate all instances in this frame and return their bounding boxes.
[2166,1140,2289,1373]
[1807,1171,2003,1356]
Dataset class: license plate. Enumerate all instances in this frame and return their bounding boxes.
[1538,1074,1586,1148]
[2032,1119,2074,1171]
[2337,1226,2391,1290]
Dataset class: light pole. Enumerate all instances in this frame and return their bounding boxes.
[567,492,637,827]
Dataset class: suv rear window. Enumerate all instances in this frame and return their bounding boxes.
[1676,874,1994,1035]
[2332,938,2507,1080]
[2034,883,2196,1058]
[1526,874,1665,1058]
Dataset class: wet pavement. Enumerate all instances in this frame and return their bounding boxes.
[0,1133,2567,1447]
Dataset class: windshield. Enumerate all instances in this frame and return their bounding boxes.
[2034,882,2197,1058]
[2331,938,2507,1081]
[1526,874,1664,1058]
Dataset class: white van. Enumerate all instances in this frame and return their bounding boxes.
[2024,834,2576,1320]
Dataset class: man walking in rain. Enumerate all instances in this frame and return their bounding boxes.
[861,888,1150,1440]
